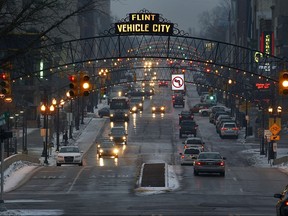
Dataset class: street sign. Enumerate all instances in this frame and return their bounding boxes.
[269,123,281,135]
[270,135,280,141]
[171,74,184,90]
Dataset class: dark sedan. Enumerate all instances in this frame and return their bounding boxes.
[193,152,226,177]
[98,107,110,118]
[274,185,288,216]
[179,110,194,124]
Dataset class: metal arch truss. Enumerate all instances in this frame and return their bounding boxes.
[8,33,287,100]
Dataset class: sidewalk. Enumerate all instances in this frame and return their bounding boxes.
[12,102,108,165]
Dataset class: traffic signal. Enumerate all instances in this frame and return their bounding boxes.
[80,73,91,96]
[279,71,288,95]
[68,75,79,97]
[0,72,11,96]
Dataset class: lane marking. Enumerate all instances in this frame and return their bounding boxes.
[66,166,85,194]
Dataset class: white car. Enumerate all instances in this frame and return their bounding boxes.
[199,105,231,117]
[56,146,83,166]
[179,148,201,165]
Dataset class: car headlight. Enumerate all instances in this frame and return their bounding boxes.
[57,156,64,159]
[139,103,142,106]
[110,114,114,117]
[75,155,81,159]
[99,149,103,153]
[125,113,128,116]
[152,107,156,110]
[110,136,113,140]
[132,106,137,111]
[123,136,126,140]
[113,149,119,154]
[161,107,165,110]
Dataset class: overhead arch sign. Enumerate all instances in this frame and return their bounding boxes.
[115,13,174,35]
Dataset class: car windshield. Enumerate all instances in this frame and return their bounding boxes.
[181,121,196,125]
[59,147,80,153]
[181,111,191,116]
[223,123,236,128]
[186,139,202,144]
[111,128,125,135]
[184,148,200,154]
[198,153,222,160]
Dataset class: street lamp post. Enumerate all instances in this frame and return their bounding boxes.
[52,98,65,152]
[40,103,55,164]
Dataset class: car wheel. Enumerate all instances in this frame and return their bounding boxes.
[194,170,198,176]
[56,163,61,166]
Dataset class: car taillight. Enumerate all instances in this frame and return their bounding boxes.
[184,145,187,149]
[221,128,228,131]
[179,116,182,118]
[285,201,288,206]
[219,161,225,166]
[232,127,239,131]
[195,161,202,166]
[181,155,184,159]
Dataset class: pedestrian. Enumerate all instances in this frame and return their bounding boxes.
[63,131,68,145]
[48,142,53,156]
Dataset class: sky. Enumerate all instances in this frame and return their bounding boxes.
[111,0,223,34]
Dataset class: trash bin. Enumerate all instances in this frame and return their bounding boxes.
[247,126,253,136]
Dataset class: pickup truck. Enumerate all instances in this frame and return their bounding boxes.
[179,120,198,138]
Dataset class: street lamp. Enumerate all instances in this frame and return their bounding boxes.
[40,103,55,164]
[52,98,65,152]
[19,110,27,154]
[225,79,232,107]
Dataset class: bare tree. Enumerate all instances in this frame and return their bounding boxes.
[0,0,110,65]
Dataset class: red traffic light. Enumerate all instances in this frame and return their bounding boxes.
[0,73,7,80]
[69,75,76,82]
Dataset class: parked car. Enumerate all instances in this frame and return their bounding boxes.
[193,152,226,176]
[179,148,201,165]
[215,114,231,126]
[190,103,213,114]
[219,122,239,139]
[56,146,83,166]
[98,107,110,118]
[178,110,194,124]
[216,119,235,134]
[274,185,288,216]
[182,137,205,151]
[210,110,228,125]
[179,120,198,138]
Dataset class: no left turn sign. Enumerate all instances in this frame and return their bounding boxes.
[171,74,185,90]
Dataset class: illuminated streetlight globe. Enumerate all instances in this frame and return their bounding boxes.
[282,80,288,88]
